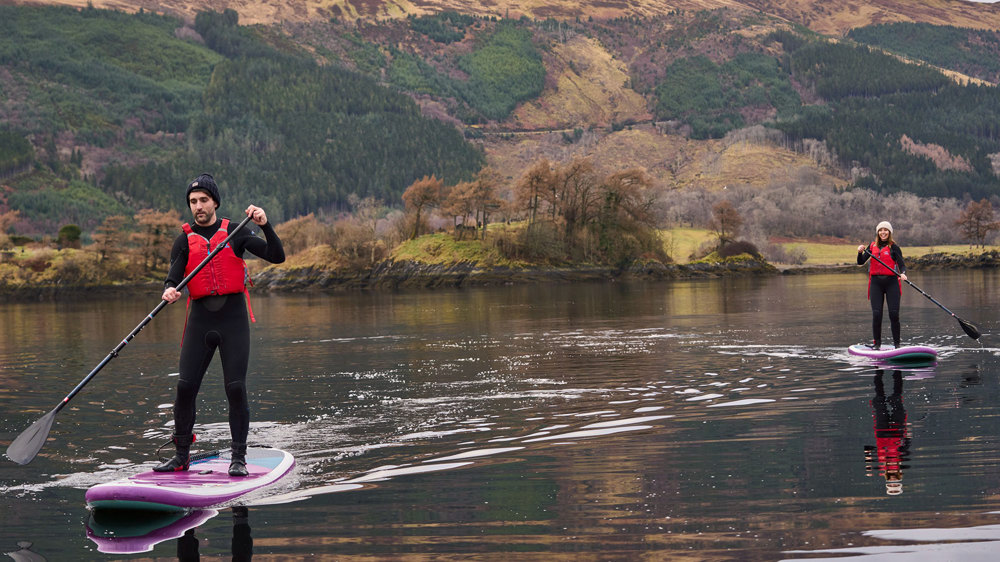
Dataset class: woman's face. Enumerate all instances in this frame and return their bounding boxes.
[878,228,890,241]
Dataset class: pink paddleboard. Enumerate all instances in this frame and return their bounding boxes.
[848,344,938,363]
[86,447,294,512]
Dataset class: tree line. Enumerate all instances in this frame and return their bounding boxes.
[6,156,1000,293]
[847,22,1000,84]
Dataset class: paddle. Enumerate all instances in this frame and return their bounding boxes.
[864,248,981,340]
[6,214,254,465]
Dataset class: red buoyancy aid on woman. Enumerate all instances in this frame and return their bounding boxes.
[868,241,902,298]
[868,242,897,276]
[182,218,248,298]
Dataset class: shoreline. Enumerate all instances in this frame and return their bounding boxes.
[2,251,998,301]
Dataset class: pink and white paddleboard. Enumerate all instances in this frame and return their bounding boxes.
[86,447,294,512]
[848,344,938,363]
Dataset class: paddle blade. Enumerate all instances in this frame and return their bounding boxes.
[6,408,58,465]
[958,317,981,340]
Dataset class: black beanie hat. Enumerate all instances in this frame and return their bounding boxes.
[186,173,220,207]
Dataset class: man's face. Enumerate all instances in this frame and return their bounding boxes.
[189,191,217,226]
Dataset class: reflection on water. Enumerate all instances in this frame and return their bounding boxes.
[86,509,218,555]
[2,271,1000,559]
[865,369,911,496]
[85,507,250,559]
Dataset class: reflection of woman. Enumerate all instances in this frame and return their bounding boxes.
[857,221,907,350]
[864,369,910,495]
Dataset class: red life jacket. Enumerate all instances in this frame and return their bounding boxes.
[183,218,249,299]
[867,241,902,298]
[868,242,897,276]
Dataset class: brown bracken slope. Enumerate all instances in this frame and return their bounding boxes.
[15,0,1000,33]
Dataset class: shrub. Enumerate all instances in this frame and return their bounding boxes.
[689,240,717,261]
[521,221,565,263]
[717,240,761,259]
[274,214,330,256]
[53,252,96,284]
[764,244,807,265]
[486,226,526,261]
[23,255,51,273]
[57,224,82,249]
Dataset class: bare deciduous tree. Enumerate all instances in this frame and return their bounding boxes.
[471,167,504,240]
[440,180,477,239]
[956,198,1000,248]
[274,213,329,256]
[402,175,443,240]
[514,160,554,227]
[710,200,742,246]
[555,158,601,238]
[134,208,181,273]
[350,194,387,264]
[92,215,131,265]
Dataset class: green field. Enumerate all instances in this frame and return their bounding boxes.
[659,228,995,265]
[660,228,715,263]
[779,241,997,265]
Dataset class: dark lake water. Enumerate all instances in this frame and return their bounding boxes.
[3,270,1000,560]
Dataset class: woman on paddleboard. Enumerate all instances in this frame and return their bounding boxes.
[156,173,285,476]
[857,221,907,350]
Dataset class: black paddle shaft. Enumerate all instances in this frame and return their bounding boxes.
[6,214,253,465]
[863,248,980,340]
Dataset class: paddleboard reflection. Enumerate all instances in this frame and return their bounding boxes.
[85,508,220,555]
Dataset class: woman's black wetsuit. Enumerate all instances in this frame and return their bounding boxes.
[858,243,906,348]
[164,220,284,444]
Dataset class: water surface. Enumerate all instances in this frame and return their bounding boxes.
[2,271,1000,560]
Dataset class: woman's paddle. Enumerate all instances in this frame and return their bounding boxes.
[6,214,254,465]
[864,248,981,340]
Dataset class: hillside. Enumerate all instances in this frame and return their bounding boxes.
[3,0,1000,247]
[22,0,1000,33]
[507,34,651,130]
[741,0,1000,36]
[483,125,844,192]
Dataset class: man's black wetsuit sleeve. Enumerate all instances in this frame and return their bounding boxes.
[233,222,285,264]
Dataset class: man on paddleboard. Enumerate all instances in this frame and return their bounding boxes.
[857,221,907,350]
[156,173,285,476]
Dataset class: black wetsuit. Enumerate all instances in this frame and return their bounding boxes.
[164,219,284,444]
[858,243,905,348]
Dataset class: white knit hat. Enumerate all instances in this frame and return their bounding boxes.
[876,221,893,234]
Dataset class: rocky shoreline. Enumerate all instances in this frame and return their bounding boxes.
[249,255,780,292]
[2,251,998,301]
[249,250,1000,291]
